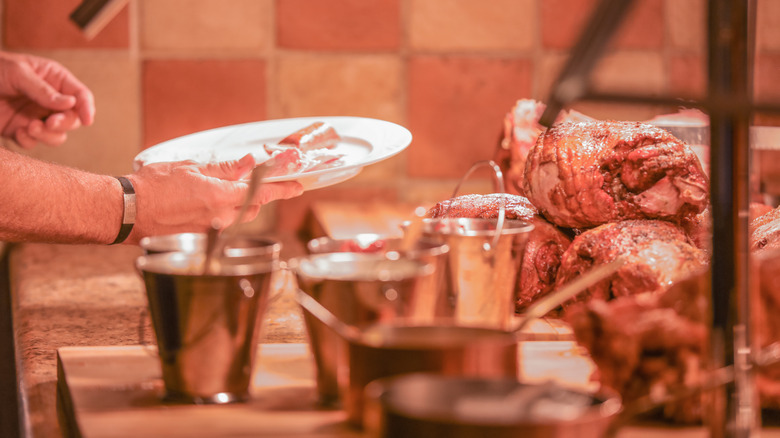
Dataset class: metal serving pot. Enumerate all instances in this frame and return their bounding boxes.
[295,292,519,428]
[136,251,280,404]
[363,373,621,438]
[140,232,280,262]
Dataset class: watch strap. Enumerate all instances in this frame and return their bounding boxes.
[111,176,136,245]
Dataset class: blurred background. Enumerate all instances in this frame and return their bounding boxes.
[2,0,778,235]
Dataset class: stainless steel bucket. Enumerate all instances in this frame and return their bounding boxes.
[307,235,450,321]
[295,292,520,429]
[364,373,621,438]
[345,325,519,428]
[416,217,534,330]
[139,232,281,261]
[136,250,279,404]
[289,253,435,406]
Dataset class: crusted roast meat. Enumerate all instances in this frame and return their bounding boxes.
[555,220,708,306]
[494,99,594,196]
[567,269,710,424]
[425,193,572,311]
[750,204,780,257]
[522,121,709,229]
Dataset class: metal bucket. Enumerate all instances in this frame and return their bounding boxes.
[416,217,534,330]
[139,232,280,262]
[345,325,519,429]
[289,253,435,406]
[363,373,621,438]
[307,234,450,321]
[136,250,279,404]
[295,292,519,429]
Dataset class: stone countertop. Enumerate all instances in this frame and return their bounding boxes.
[10,241,307,438]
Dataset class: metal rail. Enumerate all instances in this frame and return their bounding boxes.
[539,0,768,436]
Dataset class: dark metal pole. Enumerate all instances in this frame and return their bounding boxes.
[707,0,755,436]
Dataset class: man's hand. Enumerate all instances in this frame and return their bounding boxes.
[125,154,303,243]
[0,51,95,148]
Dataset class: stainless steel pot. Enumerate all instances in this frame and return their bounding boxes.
[136,251,279,404]
[363,373,621,438]
[296,292,519,428]
[289,252,436,406]
[140,232,280,262]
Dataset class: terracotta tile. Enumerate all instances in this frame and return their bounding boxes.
[20,52,140,175]
[755,54,780,104]
[4,0,129,49]
[613,0,664,49]
[669,54,706,99]
[276,0,400,50]
[140,0,272,52]
[757,0,780,52]
[274,54,403,122]
[540,0,596,50]
[666,0,706,52]
[274,186,400,234]
[400,179,495,207]
[408,0,535,51]
[537,53,567,101]
[541,0,662,50]
[407,55,532,179]
[591,51,665,95]
[142,59,266,148]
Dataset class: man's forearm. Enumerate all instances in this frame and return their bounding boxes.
[0,146,123,244]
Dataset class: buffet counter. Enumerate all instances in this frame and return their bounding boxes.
[7,202,780,437]
[9,237,308,438]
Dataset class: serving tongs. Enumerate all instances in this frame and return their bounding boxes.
[203,164,268,275]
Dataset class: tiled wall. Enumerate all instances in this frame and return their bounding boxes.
[2,0,779,234]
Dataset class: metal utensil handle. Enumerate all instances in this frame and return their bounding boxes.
[204,164,268,274]
[294,289,364,343]
[448,160,506,251]
[512,256,628,334]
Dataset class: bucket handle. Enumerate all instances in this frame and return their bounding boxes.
[448,160,506,252]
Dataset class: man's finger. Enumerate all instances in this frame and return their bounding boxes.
[14,64,76,112]
[201,154,257,181]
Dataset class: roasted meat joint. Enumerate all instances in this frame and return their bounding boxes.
[469,101,780,424]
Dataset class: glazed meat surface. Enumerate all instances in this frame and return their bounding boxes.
[426,193,572,311]
[495,99,594,196]
[555,220,708,305]
[750,205,780,257]
[522,121,709,229]
[567,269,709,424]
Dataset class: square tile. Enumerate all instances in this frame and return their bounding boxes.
[666,0,706,52]
[669,54,706,99]
[541,0,662,50]
[273,54,403,122]
[4,0,129,49]
[142,59,266,148]
[19,51,140,175]
[540,0,597,50]
[408,0,535,51]
[591,51,665,95]
[276,0,400,50]
[140,0,272,52]
[407,55,532,178]
[755,54,780,104]
[274,186,400,233]
[757,0,780,52]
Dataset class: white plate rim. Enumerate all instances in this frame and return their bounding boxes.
[133,116,413,189]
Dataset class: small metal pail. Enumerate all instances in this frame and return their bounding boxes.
[418,217,534,330]
[136,249,279,404]
[289,253,434,406]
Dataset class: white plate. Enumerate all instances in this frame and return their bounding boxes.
[133,116,412,191]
